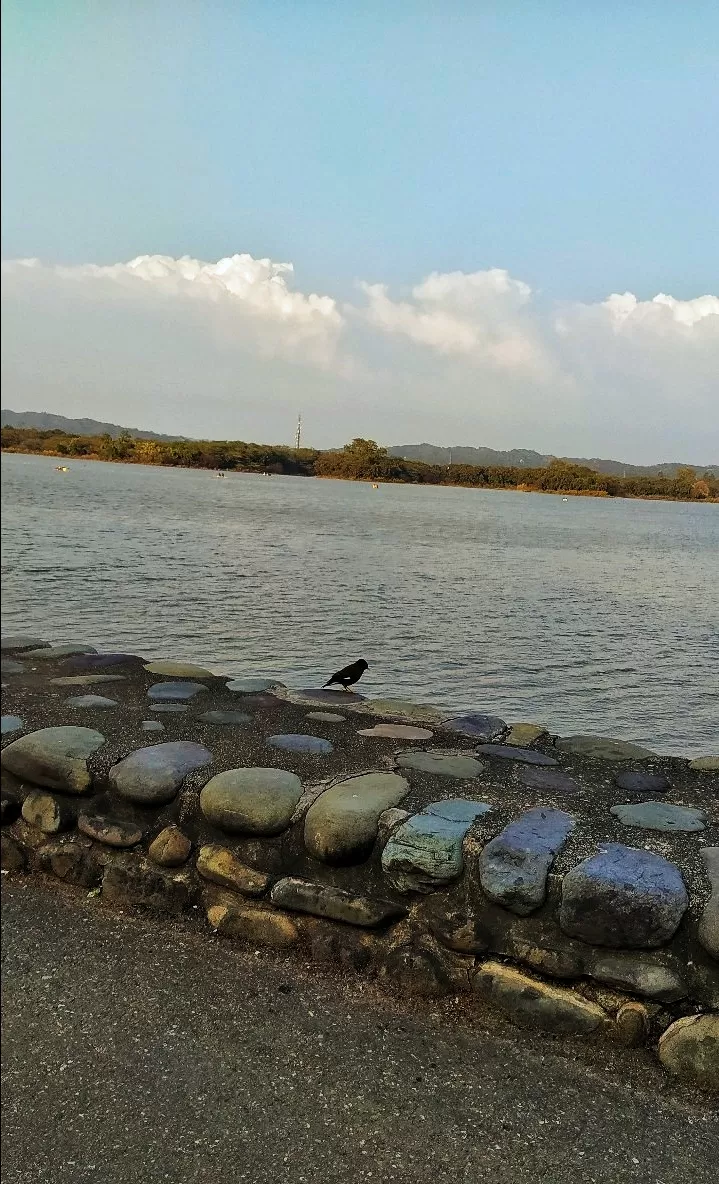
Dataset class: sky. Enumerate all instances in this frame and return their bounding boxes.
[1,1,718,463]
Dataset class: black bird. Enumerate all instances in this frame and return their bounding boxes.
[323,658,369,692]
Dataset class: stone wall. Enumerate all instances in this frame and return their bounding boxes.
[1,635,717,1093]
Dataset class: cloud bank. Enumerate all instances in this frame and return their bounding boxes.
[2,253,717,462]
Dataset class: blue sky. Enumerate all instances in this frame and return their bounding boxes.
[1,2,718,460]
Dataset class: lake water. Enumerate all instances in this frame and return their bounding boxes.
[1,452,717,754]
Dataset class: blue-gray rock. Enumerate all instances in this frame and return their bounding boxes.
[1,715,24,736]
[147,681,208,702]
[141,720,165,733]
[476,744,558,766]
[478,808,576,915]
[268,734,334,755]
[64,694,119,710]
[588,952,688,1001]
[443,713,507,741]
[1,635,48,652]
[0,726,105,793]
[520,766,579,795]
[149,703,188,714]
[226,678,285,694]
[109,741,213,805]
[64,652,145,671]
[610,801,706,833]
[614,770,671,794]
[382,798,491,893]
[395,751,485,779]
[698,847,719,961]
[1,658,24,675]
[22,644,99,660]
[297,688,366,703]
[560,843,689,948]
[197,710,252,726]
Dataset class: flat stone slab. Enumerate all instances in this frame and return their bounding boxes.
[478,808,576,915]
[395,751,485,779]
[556,735,656,761]
[22,644,99,660]
[698,847,719,960]
[588,952,688,1002]
[382,798,491,893]
[363,699,443,725]
[196,844,270,896]
[148,703,188,714]
[610,801,706,832]
[268,734,334,755]
[295,688,366,704]
[63,653,144,670]
[141,720,165,732]
[659,1015,719,1093]
[227,678,285,694]
[205,894,299,947]
[306,712,346,723]
[473,962,610,1036]
[689,755,719,772]
[613,770,671,794]
[200,767,303,835]
[443,713,507,741]
[271,877,406,928]
[1,658,24,675]
[357,724,434,740]
[1,715,24,736]
[147,681,208,702]
[64,694,119,709]
[476,744,558,766]
[505,723,549,748]
[1,726,106,793]
[50,674,128,686]
[197,710,252,726]
[519,766,579,795]
[78,813,143,848]
[143,660,215,678]
[304,772,410,865]
[1,635,48,652]
[560,843,689,948]
[109,741,213,805]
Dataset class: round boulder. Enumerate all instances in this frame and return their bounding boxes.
[200,767,303,836]
[0,726,106,793]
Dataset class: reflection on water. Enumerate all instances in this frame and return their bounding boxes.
[2,452,717,754]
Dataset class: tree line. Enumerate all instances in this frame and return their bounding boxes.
[2,427,716,502]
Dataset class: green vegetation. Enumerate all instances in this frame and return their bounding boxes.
[2,427,717,501]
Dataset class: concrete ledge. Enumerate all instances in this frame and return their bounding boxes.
[2,637,718,1093]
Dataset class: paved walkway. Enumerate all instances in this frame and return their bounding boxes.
[2,880,717,1184]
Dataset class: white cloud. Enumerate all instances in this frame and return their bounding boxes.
[2,252,718,461]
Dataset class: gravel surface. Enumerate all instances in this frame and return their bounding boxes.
[2,879,717,1184]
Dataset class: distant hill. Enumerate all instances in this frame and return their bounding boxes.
[0,409,188,442]
[388,443,719,479]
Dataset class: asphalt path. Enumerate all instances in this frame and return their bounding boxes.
[2,879,717,1184]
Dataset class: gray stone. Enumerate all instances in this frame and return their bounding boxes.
[147,681,208,702]
[141,720,165,733]
[382,798,491,893]
[476,744,558,766]
[271,877,405,928]
[227,678,285,694]
[478,808,575,916]
[200,767,303,835]
[364,699,442,725]
[560,843,688,948]
[443,713,507,741]
[306,712,346,723]
[295,688,365,704]
[64,653,144,671]
[50,674,127,686]
[610,801,706,833]
[149,703,188,714]
[614,770,671,794]
[395,751,485,779]
[519,766,580,795]
[64,694,119,710]
[556,735,656,760]
[473,961,610,1036]
[197,710,252,726]
[304,772,410,864]
[21,790,76,834]
[268,734,334,755]
[1,635,48,652]
[1,715,24,736]
[144,660,215,678]
[78,813,143,848]
[689,756,719,772]
[22,644,98,659]
[1,658,24,675]
[588,952,688,1001]
[658,1015,719,1093]
[698,847,719,961]
[357,724,434,740]
[110,741,213,805]
[0,726,105,793]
